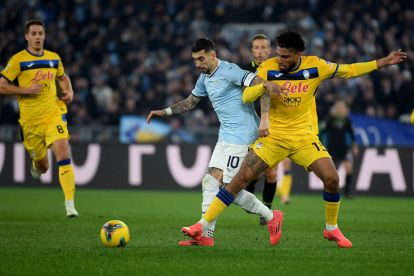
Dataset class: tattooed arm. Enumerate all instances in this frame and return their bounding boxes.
[259,90,270,137]
[146,94,200,124]
[242,76,271,137]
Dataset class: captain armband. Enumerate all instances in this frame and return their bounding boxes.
[243,72,256,86]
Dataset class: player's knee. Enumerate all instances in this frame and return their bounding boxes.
[37,162,49,173]
[265,169,277,182]
[323,171,340,192]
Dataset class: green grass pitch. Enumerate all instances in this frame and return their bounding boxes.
[0,187,413,275]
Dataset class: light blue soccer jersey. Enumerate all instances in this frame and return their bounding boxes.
[192,60,259,145]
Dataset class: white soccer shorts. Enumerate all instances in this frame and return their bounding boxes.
[208,141,250,184]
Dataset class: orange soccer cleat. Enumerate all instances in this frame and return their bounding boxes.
[323,228,353,248]
[267,210,284,245]
[178,236,214,247]
[181,223,203,239]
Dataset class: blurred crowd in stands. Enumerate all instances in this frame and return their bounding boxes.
[0,0,413,128]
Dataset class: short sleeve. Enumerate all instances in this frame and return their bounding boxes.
[56,54,65,77]
[225,63,255,87]
[316,58,339,79]
[191,75,208,97]
[1,55,21,82]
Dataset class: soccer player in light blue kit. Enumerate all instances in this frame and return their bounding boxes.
[147,38,282,246]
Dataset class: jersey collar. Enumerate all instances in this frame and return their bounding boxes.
[208,59,221,77]
[26,48,44,57]
[289,57,302,72]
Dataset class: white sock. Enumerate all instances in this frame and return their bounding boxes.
[201,174,220,237]
[325,224,338,231]
[65,199,75,209]
[233,189,273,222]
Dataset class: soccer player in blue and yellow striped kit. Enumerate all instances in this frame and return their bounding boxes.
[0,19,78,218]
[182,31,407,248]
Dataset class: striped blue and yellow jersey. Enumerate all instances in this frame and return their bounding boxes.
[1,49,67,126]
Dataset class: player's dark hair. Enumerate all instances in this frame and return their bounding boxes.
[25,19,45,33]
[191,38,216,53]
[251,34,270,47]
[276,31,305,52]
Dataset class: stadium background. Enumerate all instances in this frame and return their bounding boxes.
[1,1,414,276]
[0,0,413,193]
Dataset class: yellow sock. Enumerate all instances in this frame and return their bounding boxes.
[58,162,75,200]
[275,185,282,197]
[280,175,292,197]
[324,201,340,226]
[204,197,227,223]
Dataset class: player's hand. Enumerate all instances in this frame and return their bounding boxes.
[379,49,407,67]
[146,110,166,124]
[24,82,42,95]
[263,81,288,98]
[61,90,74,103]
[259,117,270,137]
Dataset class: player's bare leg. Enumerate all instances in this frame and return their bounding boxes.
[309,157,352,248]
[51,139,78,218]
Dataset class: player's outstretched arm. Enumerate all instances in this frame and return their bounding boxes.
[0,77,41,96]
[57,74,74,103]
[146,94,200,124]
[376,49,408,68]
[333,49,408,79]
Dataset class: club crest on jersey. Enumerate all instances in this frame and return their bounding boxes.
[49,60,54,68]
[256,142,263,149]
[303,70,310,79]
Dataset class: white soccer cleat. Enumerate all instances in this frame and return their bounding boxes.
[65,200,79,218]
[30,161,41,180]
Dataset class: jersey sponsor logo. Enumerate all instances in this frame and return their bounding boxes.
[282,81,309,93]
[31,70,55,82]
[283,96,302,107]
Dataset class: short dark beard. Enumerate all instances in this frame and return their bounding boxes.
[281,57,301,73]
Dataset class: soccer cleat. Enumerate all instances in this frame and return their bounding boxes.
[30,161,41,180]
[179,236,214,247]
[259,216,267,226]
[65,200,79,218]
[267,210,283,245]
[323,228,353,248]
[181,223,202,238]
